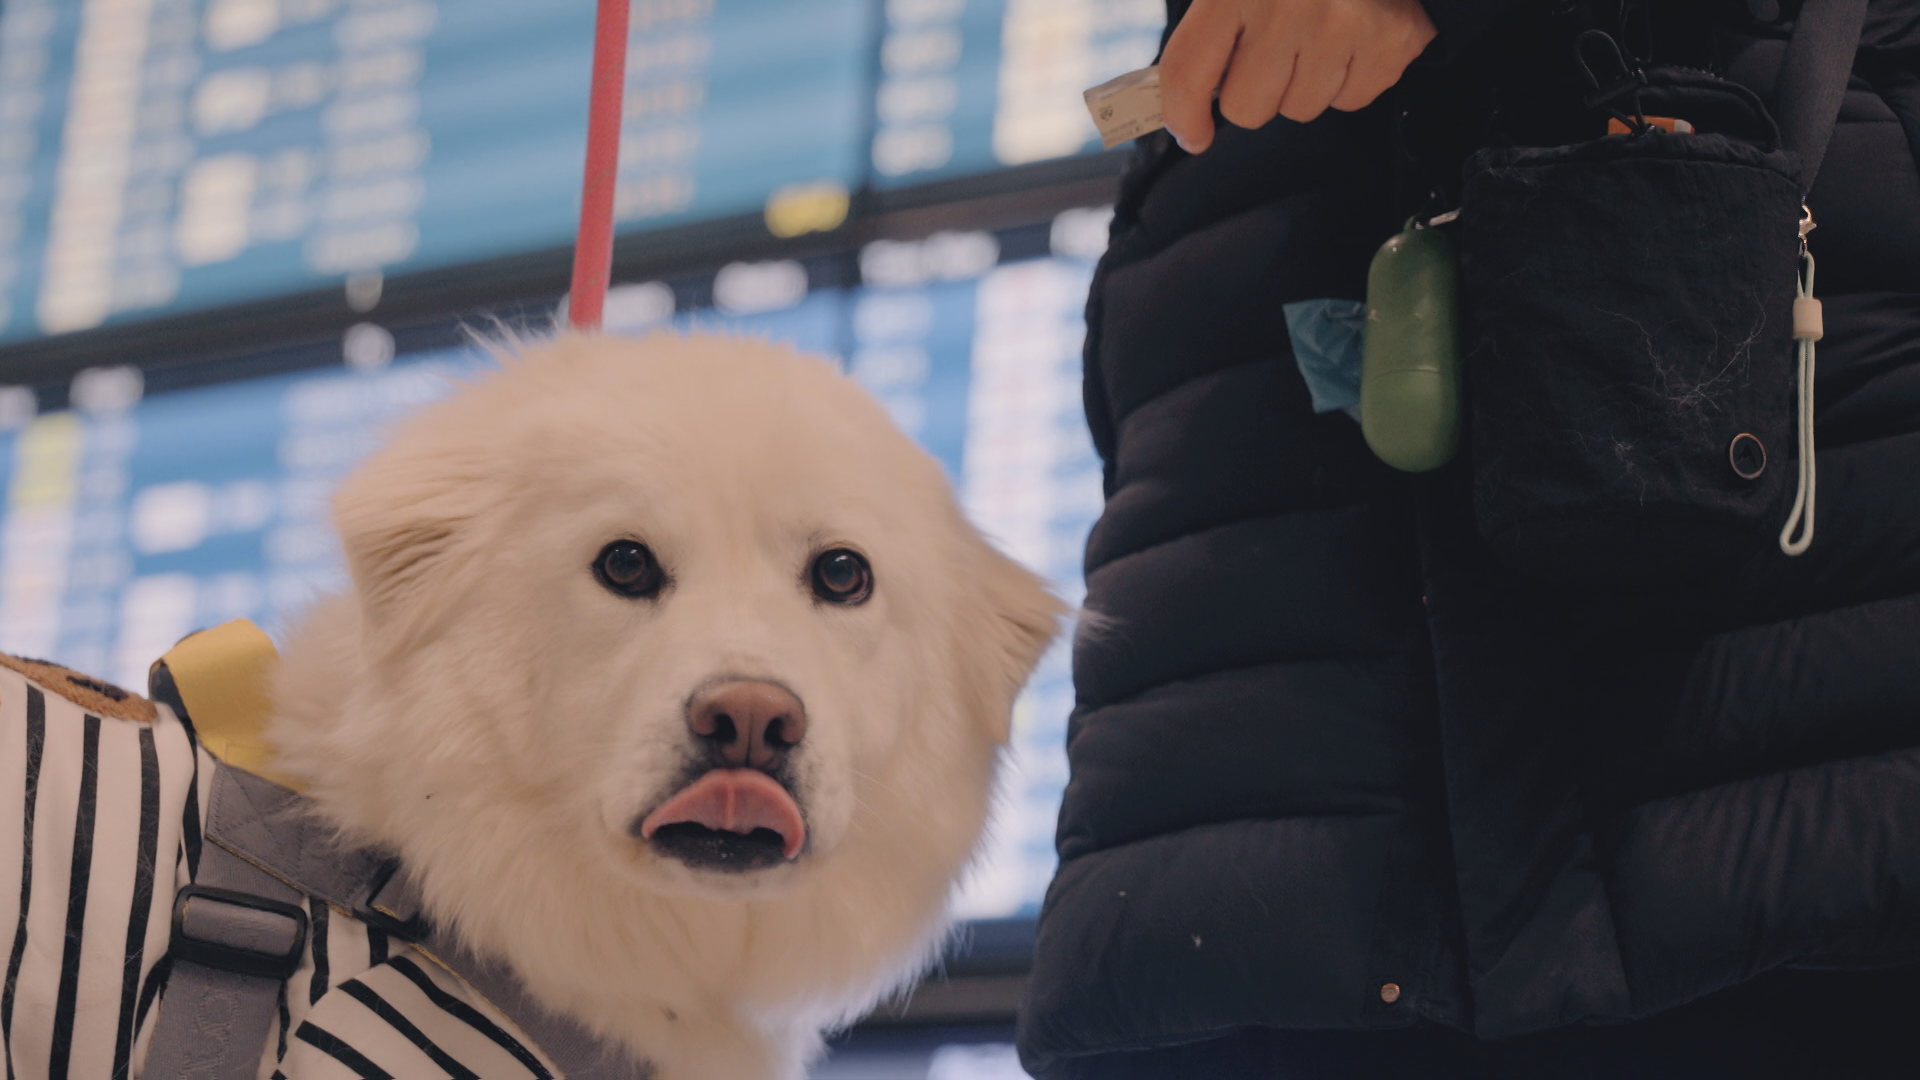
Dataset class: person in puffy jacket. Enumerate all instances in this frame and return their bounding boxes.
[1018,0,1920,1077]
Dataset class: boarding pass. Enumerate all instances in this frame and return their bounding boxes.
[1084,66,1165,148]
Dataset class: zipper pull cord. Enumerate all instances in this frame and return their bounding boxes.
[1781,207,1821,556]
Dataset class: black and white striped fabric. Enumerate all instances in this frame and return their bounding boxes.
[1,661,562,1080]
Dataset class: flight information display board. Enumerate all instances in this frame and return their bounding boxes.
[0,0,871,342]
[869,0,1161,187]
[0,246,1102,920]
[0,0,1158,345]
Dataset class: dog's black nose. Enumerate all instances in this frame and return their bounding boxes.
[688,681,807,770]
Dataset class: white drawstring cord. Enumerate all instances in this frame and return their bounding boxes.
[1780,214,1820,557]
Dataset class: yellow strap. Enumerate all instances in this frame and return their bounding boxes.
[153,618,303,793]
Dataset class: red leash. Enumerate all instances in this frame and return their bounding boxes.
[568,0,630,332]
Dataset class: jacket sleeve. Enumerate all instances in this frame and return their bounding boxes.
[1417,0,1532,59]
[1161,0,1529,63]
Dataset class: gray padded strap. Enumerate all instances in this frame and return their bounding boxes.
[1775,0,1870,194]
[145,762,400,1080]
[152,761,646,1078]
[425,932,655,1080]
[143,830,303,1080]
[204,761,397,914]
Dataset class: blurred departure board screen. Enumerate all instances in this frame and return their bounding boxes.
[869,0,1160,186]
[0,0,1158,343]
[0,240,1104,918]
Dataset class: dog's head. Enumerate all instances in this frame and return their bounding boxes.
[319,334,1061,903]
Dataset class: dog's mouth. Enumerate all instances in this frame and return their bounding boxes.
[637,769,807,873]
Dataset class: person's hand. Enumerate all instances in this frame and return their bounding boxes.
[1161,0,1437,153]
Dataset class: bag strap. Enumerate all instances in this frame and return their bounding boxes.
[142,626,417,1080]
[156,762,648,1079]
[141,758,438,1079]
[143,838,309,1080]
[1775,0,1870,195]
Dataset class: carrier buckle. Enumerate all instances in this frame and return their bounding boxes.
[170,885,309,981]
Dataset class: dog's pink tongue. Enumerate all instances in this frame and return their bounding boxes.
[640,770,806,860]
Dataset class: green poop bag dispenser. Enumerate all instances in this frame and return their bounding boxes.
[1361,219,1462,472]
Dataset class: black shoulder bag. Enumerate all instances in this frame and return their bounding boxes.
[1457,0,1867,591]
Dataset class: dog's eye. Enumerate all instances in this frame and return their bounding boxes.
[809,549,872,605]
[594,540,666,598]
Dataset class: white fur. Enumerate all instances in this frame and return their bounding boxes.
[269,334,1062,1080]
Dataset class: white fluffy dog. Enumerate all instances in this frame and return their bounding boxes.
[269,334,1062,1079]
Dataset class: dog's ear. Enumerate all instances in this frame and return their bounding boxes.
[332,437,495,659]
[956,542,1065,744]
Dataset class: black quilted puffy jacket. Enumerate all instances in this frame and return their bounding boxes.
[1019,0,1920,1075]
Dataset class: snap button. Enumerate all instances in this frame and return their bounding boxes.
[1380,983,1401,1004]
